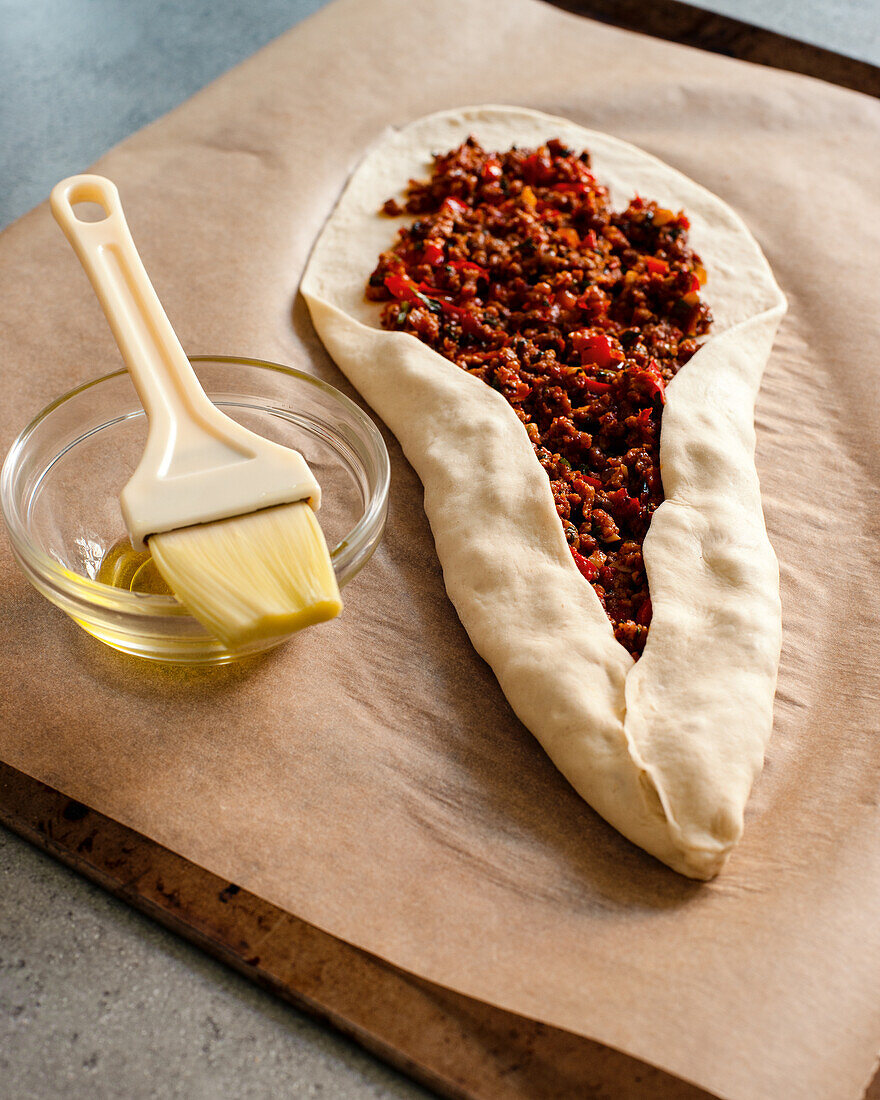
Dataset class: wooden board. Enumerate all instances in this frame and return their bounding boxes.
[2,5,878,1098]
[5,759,879,1099]
[0,761,712,1100]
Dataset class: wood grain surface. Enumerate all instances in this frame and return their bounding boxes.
[0,762,714,1100]
[5,758,877,1097]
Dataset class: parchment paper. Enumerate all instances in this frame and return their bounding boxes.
[1,2,879,1097]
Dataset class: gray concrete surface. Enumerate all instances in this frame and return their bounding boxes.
[0,0,330,230]
[0,828,430,1100]
[1,1,877,1098]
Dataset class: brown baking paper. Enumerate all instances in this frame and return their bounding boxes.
[2,2,879,1097]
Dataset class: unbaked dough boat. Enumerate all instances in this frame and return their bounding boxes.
[302,106,786,879]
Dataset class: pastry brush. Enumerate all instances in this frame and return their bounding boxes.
[50,174,341,650]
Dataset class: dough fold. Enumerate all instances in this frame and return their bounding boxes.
[302,106,786,878]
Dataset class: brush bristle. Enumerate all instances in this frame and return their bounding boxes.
[149,502,342,650]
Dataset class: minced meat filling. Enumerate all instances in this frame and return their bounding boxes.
[366,137,712,657]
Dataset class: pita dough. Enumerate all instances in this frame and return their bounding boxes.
[302,106,786,879]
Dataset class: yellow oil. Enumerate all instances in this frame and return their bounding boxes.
[80,538,262,664]
[96,537,172,595]
[85,536,295,664]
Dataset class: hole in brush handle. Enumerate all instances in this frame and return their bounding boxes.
[65,177,116,223]
[71,201,109,223]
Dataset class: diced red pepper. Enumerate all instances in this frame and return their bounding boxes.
[522,152,553,185]
[425,291,463,315]
[571,548,598,581]
[440,196,468,217]
[422,242,445,265]
[414,282,477,326]
[606,488,642,521]
[449,259,489,278]
[581,376,612,394]
[550,181,591,196]
[677,212,691,230]
[582,230,598,249]
[388,275,478,332]
[572,331,621,368]
[481,159,502,181]
[639,360,666,403]
[384,272,420,302]
[579,474,603,489]
[416,280,442,297]
[424,294,482,334]
[636,598,653,626]
[522,153,540,180]
[645,257,668,275]
[686,272,700,294]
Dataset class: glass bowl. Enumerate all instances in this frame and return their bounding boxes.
[1,356,389,664]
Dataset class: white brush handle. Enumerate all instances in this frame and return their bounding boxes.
[51,175,225,455]
[51,175,320,549]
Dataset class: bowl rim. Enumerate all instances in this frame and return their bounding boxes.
[1,354,390,621]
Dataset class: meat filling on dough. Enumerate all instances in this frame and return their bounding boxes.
[367,137,711,656]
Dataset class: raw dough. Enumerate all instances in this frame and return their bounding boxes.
[302,106,786,878]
